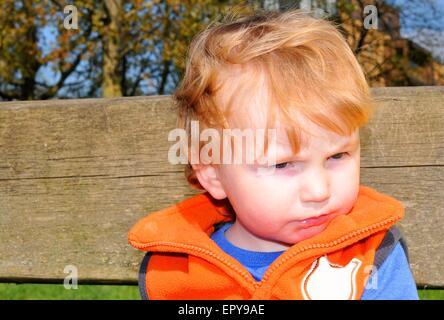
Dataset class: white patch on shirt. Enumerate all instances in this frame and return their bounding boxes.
[301,255,362,300]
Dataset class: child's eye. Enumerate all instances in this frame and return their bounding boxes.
[273,162,290,169]
[270,153,347,170]
[330,152,347,160]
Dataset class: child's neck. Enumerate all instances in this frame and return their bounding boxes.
[224,220,290,252]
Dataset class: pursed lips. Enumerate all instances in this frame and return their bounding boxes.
[297,211,340,228]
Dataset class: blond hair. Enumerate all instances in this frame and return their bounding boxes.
[173,9,373,189]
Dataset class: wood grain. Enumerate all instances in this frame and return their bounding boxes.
[0,87,443,288]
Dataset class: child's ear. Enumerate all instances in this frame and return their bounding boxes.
[192,164,227,200]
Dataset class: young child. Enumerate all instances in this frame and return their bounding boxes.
[128,9,418,300]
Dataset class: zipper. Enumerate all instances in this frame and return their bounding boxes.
[130,215,400,289]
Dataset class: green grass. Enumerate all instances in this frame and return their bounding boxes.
[0,283,140,300]
[0,283,442,300]
[418,289,444,300]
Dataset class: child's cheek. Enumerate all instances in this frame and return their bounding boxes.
[249,180,290,214]
[331,168,360,211]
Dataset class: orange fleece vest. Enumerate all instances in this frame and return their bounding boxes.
[128,185,404,300]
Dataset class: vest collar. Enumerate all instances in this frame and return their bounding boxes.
[128,185,404,259]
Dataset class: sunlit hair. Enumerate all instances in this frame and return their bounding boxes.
[173,8,374,189]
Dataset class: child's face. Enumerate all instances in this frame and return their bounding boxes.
[215,121,361,252]
[200,67,361,251]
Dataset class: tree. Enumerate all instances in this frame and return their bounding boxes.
[277,0,444,86]
[2,0,440,101]
[0,1,99,100]
[0,0,254,100]
[335,0,444,86]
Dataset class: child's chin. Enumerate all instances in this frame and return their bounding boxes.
[287,223,330,244]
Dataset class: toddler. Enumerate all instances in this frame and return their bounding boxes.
[128,9,418,300]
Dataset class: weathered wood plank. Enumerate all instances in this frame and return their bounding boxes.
[0,86,443,287]
[361,86,444,167]
[360,166,444,288]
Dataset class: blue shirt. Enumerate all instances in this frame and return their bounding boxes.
[211,222,419,300]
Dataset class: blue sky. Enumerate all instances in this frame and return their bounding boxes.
[385,0,444,62]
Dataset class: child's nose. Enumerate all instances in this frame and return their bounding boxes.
[299,170,330,203]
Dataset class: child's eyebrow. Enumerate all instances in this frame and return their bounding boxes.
[334,138,359,151]
[270,138,359,163]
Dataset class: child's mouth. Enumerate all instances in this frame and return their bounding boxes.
[298,212,339,229]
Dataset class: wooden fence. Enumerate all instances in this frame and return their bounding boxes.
[0,86,443,288]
